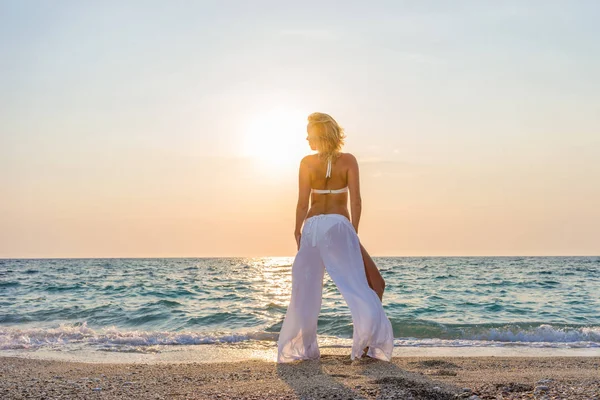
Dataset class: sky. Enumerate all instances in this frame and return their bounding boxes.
[1,1,599,257]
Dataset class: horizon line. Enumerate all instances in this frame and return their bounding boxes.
[1,254,599,260]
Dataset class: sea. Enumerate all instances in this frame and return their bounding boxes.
[1,257,599,361]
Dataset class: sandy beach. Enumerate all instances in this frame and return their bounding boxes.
[1,354,598,399]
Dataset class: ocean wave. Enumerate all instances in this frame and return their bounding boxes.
[0,322,278,351]
[393,338,600,348]
[0,322,598,351]
[469,323,600,343]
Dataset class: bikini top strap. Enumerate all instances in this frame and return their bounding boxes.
[325,157,332,178]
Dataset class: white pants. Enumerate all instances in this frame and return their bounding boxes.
[277,213,394,363]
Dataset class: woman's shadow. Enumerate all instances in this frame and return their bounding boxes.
[277,357,366,399]
[276,355,461,399]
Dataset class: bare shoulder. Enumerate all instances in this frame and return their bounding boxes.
[340,152,358,166]
[300,154,314,166]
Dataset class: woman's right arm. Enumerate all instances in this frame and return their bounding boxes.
[294,156,311,248]
[347,154,362,234]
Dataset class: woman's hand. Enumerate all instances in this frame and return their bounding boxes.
[295,232,302,250]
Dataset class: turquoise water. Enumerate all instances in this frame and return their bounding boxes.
[0,257,599,352]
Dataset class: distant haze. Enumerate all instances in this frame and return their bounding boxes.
[1,1,599,257]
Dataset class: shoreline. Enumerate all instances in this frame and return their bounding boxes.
[1,354,599,399]
[2,344,599,365]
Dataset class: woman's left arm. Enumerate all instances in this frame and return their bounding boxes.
[294,156,311,249]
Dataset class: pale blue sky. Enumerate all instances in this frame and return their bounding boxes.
[1,1,599,257]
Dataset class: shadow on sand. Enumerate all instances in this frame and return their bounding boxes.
[277,354,463,399]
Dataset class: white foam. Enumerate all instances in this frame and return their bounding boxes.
[393,324,600,348]
[394,338,599,348]
[472,324,600,343]
[0,322,277,351]
[1,322,598,352]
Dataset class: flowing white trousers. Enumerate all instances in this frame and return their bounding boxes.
[277,214,394,363]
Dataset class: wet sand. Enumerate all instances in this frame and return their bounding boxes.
[1,354,599,399]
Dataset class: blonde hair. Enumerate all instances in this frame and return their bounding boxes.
[307,112,346,161]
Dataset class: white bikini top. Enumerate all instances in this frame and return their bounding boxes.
[311,157,349,194]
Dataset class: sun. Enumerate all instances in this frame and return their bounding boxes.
[240,108,311,168]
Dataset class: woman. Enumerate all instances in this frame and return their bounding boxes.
[277,112,394,363]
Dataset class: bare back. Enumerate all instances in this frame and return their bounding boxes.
[300,153,361,225]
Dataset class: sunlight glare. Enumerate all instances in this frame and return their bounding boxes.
[241,108,310,169]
